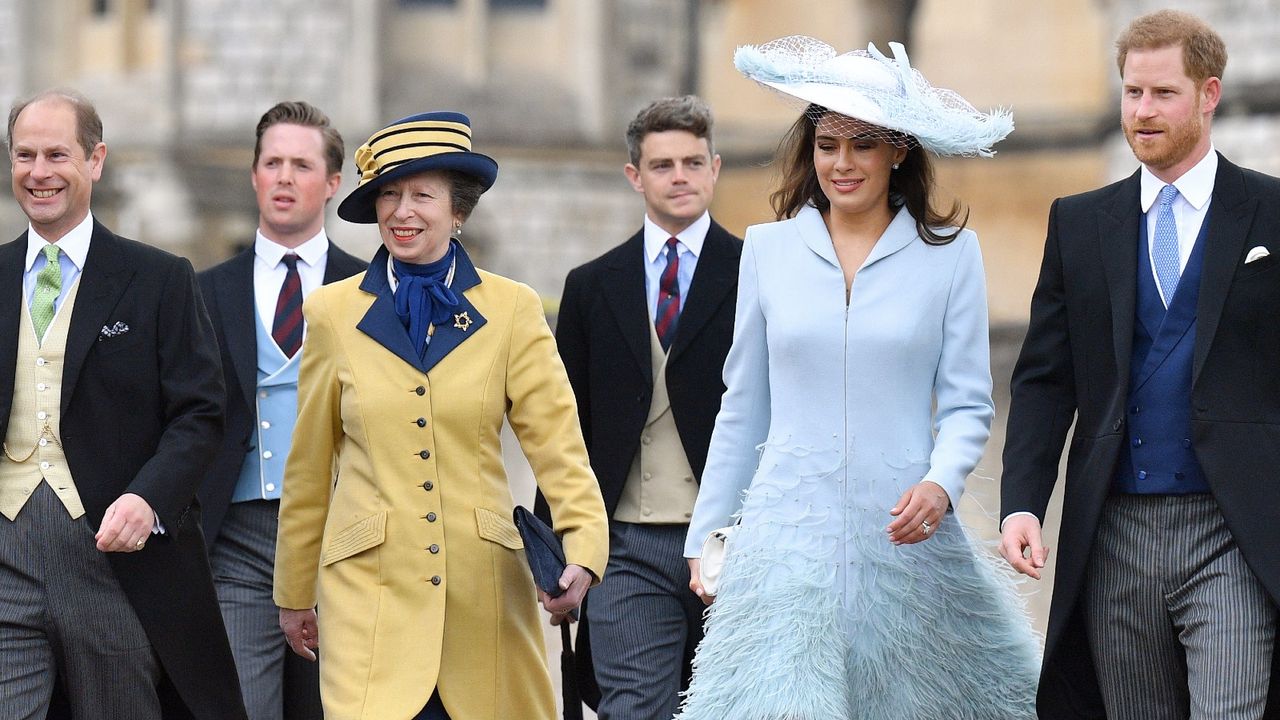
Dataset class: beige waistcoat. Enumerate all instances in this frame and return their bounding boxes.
[614,319,699,524]
[0,279,85,520]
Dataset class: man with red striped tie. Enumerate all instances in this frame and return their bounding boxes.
[196,101,366,720]
[550,96,743,719]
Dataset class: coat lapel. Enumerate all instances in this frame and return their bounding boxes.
[63,222,137,412]
[668,221,736,362]
[356,242,488,376]
[219,249,259,413]
[420,245,487,373]
[1098,173,1141,379]
[602,232,652,382]
[0,236,27,426]
[1193,156,1254,385]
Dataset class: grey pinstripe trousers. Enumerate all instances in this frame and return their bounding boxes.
[210,499,322,720]
[588,522,705,720]
[1085,493,1276,719]
[0,482,162,719]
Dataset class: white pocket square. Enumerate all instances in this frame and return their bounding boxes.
[1245,246,1270,264]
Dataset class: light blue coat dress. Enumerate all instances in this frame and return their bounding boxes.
[678,205,1039,719]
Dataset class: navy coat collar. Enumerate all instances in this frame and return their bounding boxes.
[357,240,487,375]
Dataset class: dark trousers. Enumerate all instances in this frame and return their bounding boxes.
[0,482,162,719]
[413,690,450,720]
[1085,493,1276,719]
[589,522,704,720]
[210,499,322,720]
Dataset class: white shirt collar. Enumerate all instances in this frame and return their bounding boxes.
[643,211,710,263]
[25,213,94,272]
[254,228,329,269]
[1140,146,1217,213]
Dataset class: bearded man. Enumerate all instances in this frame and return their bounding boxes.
[1000,9,1280,719]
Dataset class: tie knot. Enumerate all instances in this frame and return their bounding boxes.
[1157,184,1179,208]
[666,237,679,252]
[282,253,299,271]
[41,244,60,263]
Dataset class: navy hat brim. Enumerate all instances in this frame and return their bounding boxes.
[337,151,498,224]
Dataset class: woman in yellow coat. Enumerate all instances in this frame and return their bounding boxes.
[273,111,609,720]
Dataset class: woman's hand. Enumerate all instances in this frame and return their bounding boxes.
[280,607,319,661]
[687,557,715,606]
[887,481,951,545]
[540,564,592,625]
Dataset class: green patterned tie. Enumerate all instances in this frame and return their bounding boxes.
[31,244,63,342]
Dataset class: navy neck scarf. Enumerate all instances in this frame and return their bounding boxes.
[392,243,460,360]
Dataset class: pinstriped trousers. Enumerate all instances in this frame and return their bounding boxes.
[588,522,705,720]
[210,499,322,720]
[0,482,162,720]
[1085,493,1276,719]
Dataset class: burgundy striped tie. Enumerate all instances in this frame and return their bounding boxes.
[272,254,303,358]
[654,237,680,351]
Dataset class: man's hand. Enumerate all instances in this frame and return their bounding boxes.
[539,564,591,625]
[280,608,319,661]
[999,514,1051,580]
[95,493,156,553]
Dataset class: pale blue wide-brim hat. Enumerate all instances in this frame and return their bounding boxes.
[734,35,1013,157]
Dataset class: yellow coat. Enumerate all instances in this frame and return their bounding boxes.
[274,245,608,720]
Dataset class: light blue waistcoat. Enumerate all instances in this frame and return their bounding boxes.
[231,308,301,503]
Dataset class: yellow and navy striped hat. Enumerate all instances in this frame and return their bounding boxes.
[337,111,499,224]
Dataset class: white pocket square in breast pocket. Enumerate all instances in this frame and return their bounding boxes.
[1245,246,1271,264]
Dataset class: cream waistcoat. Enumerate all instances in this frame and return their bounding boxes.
[0,279,86,520]
[614,319,698,523]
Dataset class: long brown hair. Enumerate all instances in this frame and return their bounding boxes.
[768,106,967,245]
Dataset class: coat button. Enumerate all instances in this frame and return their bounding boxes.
[419,450,431,460]
[431,575,441,585]
[416,417,427,427]
[1112,419,1123,431]
[415,386,426,396]
[422,481,434,491]
[426,512,437,522]
[429,544,440,554]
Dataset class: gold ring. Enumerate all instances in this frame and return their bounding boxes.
[135,538,146,550]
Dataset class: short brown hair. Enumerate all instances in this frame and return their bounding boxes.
[7,88,103,158]
[253,101,345,175]
[445,169,485,222]
[624,95,715,166]
[1115,9,1227,84]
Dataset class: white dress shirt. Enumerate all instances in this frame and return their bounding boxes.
[253,229,331,334]
[23,213,93,322]
[1140,147,1216,306]
[643,211,709,322]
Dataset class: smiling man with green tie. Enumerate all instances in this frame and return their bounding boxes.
[0,88,246,719]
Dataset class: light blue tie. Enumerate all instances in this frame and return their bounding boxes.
[1152,184,1181,306]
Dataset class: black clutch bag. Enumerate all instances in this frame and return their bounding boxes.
[512,505,569,599]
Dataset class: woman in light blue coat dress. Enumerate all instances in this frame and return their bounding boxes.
[679,37,1040,719]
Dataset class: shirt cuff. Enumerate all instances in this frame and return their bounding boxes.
[999,511,1038,533]
[151,512,166,535]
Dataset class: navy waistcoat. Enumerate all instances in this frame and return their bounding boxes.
[1114,210,1212,494]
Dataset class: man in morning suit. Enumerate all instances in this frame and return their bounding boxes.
[197,100,364,720]
[1001,10,1279,719]
[0,89,246,719]
[553,95,741,719]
